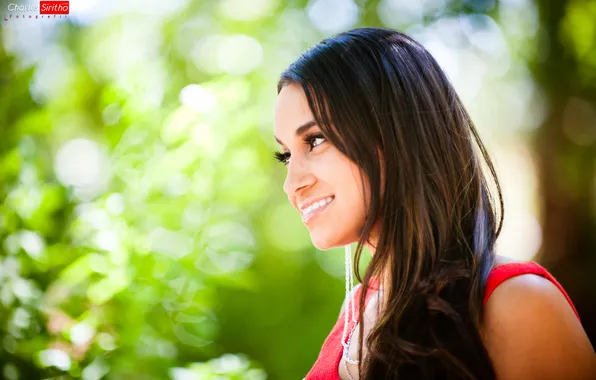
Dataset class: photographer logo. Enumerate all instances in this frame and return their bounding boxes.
[4,1,69,21]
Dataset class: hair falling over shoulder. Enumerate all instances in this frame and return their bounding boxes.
[278,28,504,379]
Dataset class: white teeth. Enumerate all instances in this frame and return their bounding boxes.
[301,196,334,215]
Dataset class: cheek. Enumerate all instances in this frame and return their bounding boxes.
[324,157,370,220]
[308,152,371,245]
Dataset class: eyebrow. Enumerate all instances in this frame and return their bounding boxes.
[274,120,318,146]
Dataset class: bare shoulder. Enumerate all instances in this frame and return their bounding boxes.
[482,270,596,379]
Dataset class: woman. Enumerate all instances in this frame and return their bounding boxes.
[272,28,595,379]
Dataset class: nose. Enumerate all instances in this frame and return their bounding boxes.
[282,157,316,199]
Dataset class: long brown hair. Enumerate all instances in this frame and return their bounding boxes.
[278,28,504,379]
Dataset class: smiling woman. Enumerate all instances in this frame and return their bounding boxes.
[272,28,595,380]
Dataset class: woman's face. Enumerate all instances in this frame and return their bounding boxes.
[273,83,371,250]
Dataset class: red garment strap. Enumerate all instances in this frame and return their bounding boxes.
[483,261,580,321]
[303,280,379,380]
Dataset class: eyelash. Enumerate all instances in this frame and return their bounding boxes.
[273,133,326,166]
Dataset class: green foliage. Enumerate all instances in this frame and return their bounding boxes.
[561,0,596,89]
[0,2,344,379]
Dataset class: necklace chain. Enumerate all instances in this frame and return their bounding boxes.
[342,244,384,380]
[342,244,359,380]
[342,321,359,380]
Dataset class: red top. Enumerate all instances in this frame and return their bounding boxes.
[303,261,580,380]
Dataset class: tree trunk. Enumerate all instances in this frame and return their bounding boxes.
[533,0,596,347]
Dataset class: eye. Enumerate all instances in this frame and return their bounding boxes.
[306,133,326,150]
[272,132,327,166]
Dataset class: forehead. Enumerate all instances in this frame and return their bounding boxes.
[274,84,314,135]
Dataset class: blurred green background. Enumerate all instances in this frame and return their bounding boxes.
[1,0,595,379]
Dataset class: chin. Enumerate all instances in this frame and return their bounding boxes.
[309,232,339,251]
[311,239,335,251]
[310,230,357,251]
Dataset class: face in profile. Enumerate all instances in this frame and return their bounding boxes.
[273,83,372,251]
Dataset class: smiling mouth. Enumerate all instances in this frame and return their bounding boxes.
[301,197,335,224]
